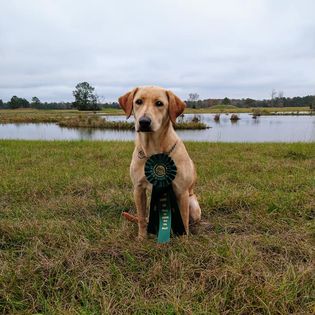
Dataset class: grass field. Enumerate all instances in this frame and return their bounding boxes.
[0,141,314,314]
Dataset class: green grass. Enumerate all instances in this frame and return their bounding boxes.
[0,141,314,314]
[209,104,238,109]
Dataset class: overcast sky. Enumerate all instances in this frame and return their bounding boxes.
[0,0,314,102]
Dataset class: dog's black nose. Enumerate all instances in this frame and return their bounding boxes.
[139,116,151,129]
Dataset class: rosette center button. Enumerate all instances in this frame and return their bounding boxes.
[155,165,166,177]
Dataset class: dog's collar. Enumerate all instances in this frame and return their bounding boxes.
[138,141,178,160]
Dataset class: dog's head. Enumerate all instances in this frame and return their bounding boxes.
[118,86,186,132]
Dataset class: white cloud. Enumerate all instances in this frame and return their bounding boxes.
[0,0,314,101]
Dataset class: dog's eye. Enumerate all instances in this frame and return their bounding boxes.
[155,101,164,107]
[135,99,143,105]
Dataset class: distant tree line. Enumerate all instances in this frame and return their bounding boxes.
[0,96,73,110]
[70,82,119,110]
[0,81,119,110]
[185,92,315,109]
[185,95,315,109]
[0,97,119,110]
[1,84,314,110]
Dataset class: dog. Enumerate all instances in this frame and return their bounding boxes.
[119,86,201,240]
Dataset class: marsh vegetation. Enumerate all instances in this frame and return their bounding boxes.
[0,110,208,130]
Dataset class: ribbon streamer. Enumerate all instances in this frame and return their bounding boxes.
[145,153,186,243]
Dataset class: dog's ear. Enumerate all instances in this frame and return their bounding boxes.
[118,88,138,118]
[166,90,186,123]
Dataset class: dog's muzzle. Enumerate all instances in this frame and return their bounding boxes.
[138,116,152,132]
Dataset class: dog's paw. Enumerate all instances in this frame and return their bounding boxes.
[188,219,211,235]
[137,234,147,242]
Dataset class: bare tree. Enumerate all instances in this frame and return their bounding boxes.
[271,89,277,106]
[188,93,199,102]
[278,91,284,107]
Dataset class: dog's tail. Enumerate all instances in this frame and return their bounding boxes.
[122,212,139,223]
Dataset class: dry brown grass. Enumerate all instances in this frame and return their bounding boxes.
[58,115,135,129]
[0,110,208,130]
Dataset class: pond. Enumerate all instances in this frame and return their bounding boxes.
[0,113,314,142]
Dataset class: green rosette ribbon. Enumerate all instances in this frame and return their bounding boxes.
[145,153,186,243]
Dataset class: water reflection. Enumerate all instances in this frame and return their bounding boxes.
[0,113,314,142]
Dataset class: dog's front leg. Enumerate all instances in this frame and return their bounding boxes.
[134,186,147,240]
[178,191,190,235]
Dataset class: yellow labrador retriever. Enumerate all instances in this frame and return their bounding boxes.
[119,86,201,240]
